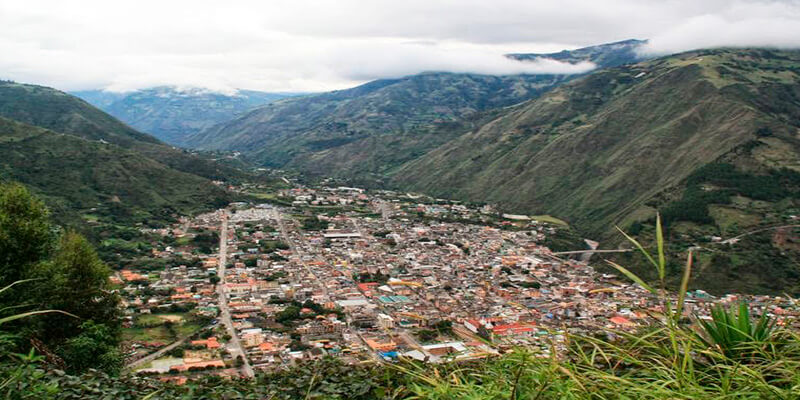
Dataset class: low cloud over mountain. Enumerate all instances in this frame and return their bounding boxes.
[1,0,798,92]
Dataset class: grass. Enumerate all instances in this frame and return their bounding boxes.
[708,205,762,235]
[136,314,185,326]
[531,215,568,226]
[247,191,279,200]
[122,313,200,343]
[752,137,800,172]
[122,322,201,343]
[402,327,800,399]
[697,303,777,360]
[122,326,175,343]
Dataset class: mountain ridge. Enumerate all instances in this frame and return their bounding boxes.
[0,80,235,230]
[395,49,800,231]
[0,80,246,182]
[73,86,296,145]
[392,48,800,294]
[183,39,647,177]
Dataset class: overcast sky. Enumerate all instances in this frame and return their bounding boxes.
[1,0,799,93]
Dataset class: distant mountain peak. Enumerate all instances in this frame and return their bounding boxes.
[507,38,648,66]
[72,87,297,145]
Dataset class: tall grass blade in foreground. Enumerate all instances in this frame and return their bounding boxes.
[0,280,77,326]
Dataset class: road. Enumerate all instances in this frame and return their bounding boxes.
[216,211,255,378]
[721,224,800,244]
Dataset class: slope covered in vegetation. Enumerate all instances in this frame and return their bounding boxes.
[397,49,800,234]
[0,117,230,225]
[74,87,292,145]
[394,49,800,293]
[0,81,242,183]
[0,80,241,252]
[184,40,645,180]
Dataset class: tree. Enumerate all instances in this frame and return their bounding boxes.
[0,183,121,374]
[0,182,54,286]
[57,321,123,374]
[34,232,120,338]
[167,347,185,358]
[276,306,301,323]
[32,232,121,372]
[433,320,453,335]
[416,329,438,342]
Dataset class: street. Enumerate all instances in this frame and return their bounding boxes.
[216,211,255,378]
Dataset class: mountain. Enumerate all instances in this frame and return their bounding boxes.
[73,87,294,145]
[0,117,229,221]
[508,39,647,66]
[0,81,242,182]
[393,48,800,294]
[69,90,127,108]
[0,80,232,228]
[183,40,647,179]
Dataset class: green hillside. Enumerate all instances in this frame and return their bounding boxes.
[0,81,238,238]
[0,81,159,146]
[73,87,293,145]
[394,48,800,294]
[0,117,230,225]
[0,81,241,182]
[184,40,645,179]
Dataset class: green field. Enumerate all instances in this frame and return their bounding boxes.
[122,313,202,343]
[247,191,278,200]
[531,215,568,226]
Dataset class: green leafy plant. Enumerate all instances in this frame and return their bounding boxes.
[0,280,76,398]
[697,302,776,360]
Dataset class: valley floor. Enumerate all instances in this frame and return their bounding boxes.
[115,183,800,381]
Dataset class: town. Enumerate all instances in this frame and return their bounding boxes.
[113,184,800,381]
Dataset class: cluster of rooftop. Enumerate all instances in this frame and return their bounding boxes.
[116,184,800,380]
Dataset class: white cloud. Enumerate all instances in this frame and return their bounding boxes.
[0,0,798,92]
[641,1,800,55]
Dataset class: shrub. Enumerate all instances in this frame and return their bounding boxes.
[697,302,776,360]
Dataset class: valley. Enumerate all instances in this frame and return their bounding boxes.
[1,20,800,397]
[110,181,800,381]
[162,48,800,295]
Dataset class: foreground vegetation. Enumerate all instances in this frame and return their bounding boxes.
[0,183,122,376]
[3,316,798,399]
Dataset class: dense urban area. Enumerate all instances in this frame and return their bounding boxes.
[113,182,800,382]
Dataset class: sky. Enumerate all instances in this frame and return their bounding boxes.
[1,0,799,93]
